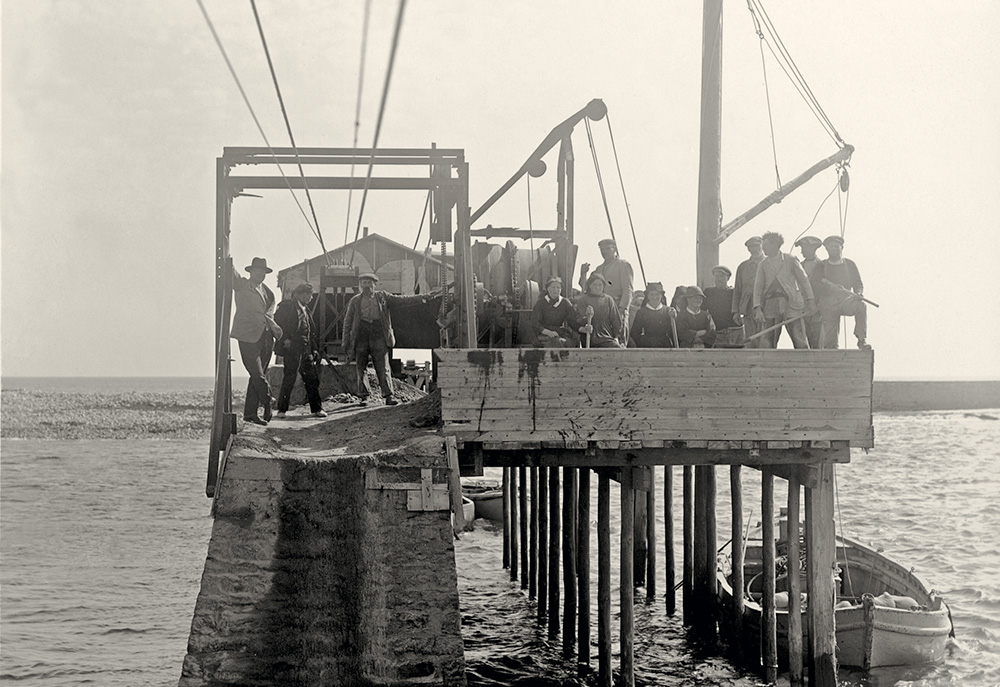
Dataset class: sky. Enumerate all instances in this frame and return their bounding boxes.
[2,1,998,379]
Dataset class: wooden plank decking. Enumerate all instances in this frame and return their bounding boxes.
[437,348,874,449]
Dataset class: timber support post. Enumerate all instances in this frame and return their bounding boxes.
[730,465,744,665]
[538,467,549,622]
[807,463,839,687]
[597,473,612,687]
[562,467,578,654]
[548,466,561,639]
[664,465,676,615]
[519,465,529,591]
[787,474,804,686]
[762,469,778,684]
[530,467,539,600]
[510,467,519,582]
[620,467,636,687]
[578,467,592,668]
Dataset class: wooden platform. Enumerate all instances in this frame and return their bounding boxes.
[437,348,874,449]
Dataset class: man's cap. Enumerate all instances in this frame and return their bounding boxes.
[794,236,823,248]
[245,257,273,273]
[545,275,563,287]
[823,235,845,246]
[744,236,762,247]
[644,281,665,294]
[293,282,314,294]
[358,272,379,283]
[711,265,732,278]
[686,285,705,298]
[597,238,617,248]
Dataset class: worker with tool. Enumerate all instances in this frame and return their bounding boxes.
[810,235,872,350]
[752,231,816,349]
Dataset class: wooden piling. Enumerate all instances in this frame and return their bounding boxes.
[664,465,676,615]
[548,466,560,638]
[787,474,804,686]
[563,467,578,654]
[730,465,744,665]
[682,465,694,624]
[761,469,777,684]
[530,467,539,600]
[693,466,708,634]
[634,470,648,588]
[705,465,717,641]
[620,468,635,687]
[646,466,657,602]
[806,463,838,687]
[502,467,510,570]
[538,467,549,622]
[510,466,519,582]
[597,473,612,687]
[578,467,592,667]
[520,465,529,591]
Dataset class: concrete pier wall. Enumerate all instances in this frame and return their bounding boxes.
[180,435,466,687]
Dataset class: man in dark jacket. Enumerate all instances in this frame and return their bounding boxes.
[811,235,870,350]
[676,286,717,347]
[274,282,325,418]
[704,265,742,346]
[342,273,432,405]
[230,257,283,425]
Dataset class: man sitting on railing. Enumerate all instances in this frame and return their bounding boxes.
[231,258,283,425]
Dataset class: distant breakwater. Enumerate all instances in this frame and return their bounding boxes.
[1,380,997,440]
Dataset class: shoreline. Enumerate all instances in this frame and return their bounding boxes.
[2,380,998,441]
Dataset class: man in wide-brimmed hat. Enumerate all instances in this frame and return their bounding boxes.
[810,235,870,350]
[675,285,717,348]
[231,257,283,425]
[732,236,766,347]
[273,282,326,419]
[704,265,743,346]
[343,272,435,405]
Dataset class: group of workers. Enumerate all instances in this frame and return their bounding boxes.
[231,260,431,425]
[530,235,869,351]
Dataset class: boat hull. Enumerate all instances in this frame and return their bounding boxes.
[718,533,951,669]
[468,491,503,522]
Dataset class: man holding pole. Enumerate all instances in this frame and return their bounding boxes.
[579,238,634,342]
[752,232,816,349]
[811,235,871,350]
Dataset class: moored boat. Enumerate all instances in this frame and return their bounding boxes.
[718,523,953,669]
[461,477,503,522]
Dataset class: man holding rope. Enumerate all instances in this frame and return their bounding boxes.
[752,232,816,349]
[811,235,871,350]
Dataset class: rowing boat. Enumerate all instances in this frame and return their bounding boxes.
[718,523,953,669]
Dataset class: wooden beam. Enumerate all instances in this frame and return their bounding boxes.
[695,0,724,285]
[520,466,529,590]
[693,466,709,635]
[502,468,511,570]
[730,465,744,665]
[469,227,559,239]
[228,175,465,191]
[762,469,778,684]
[578,468,592,667]
[223,145,465,159]
[548,466,561,639]
[472,444,852,468]
[682,466,694,624]
[714,145,855,244]
[530,467,539,600]
[664,465,676,616]
[806,464,838,686]
[705,465,718,643]
[562,467,578,654]
[620,465,636,687]
[787,474,804,687]
[597,473,612,687]
[646,467,657,602]
[510,467,519,582]
[538,467,549,622]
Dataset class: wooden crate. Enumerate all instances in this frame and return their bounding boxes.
[437,348,874,448]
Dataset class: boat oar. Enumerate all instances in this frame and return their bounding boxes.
[745,312,808,343]
[821,279,880,308]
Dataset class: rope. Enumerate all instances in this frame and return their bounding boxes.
[343,0,373,246]
[249,0,331,265]
[583,118,617,244]
[605,113,646,283]
[412,189,431,250]
[349,0,408,267]
[833,465,854,596]
[791,178,839,245]
[748,1,782,190]
[747,0,843,146]
[526,175,535,256]
[193,0,320,243]
[839,179,851,238]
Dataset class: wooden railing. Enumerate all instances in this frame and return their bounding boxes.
[207,258,234,497]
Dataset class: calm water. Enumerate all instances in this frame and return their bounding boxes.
[2,411,998,686]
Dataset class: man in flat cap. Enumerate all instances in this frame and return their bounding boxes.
[579,238,634,342]
[704,265,743,346]
[274,282,325,419]
[732,236,766,347]
[231,257,282,425]
[810,235,870,349]
[343,272,435,405]
[794,236,824,348]
[753,232,815,349]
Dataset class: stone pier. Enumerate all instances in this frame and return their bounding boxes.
[180,433,466,686]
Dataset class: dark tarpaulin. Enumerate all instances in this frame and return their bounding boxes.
[389,296,442,349]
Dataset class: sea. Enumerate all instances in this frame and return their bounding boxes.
[1,378,998,686]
